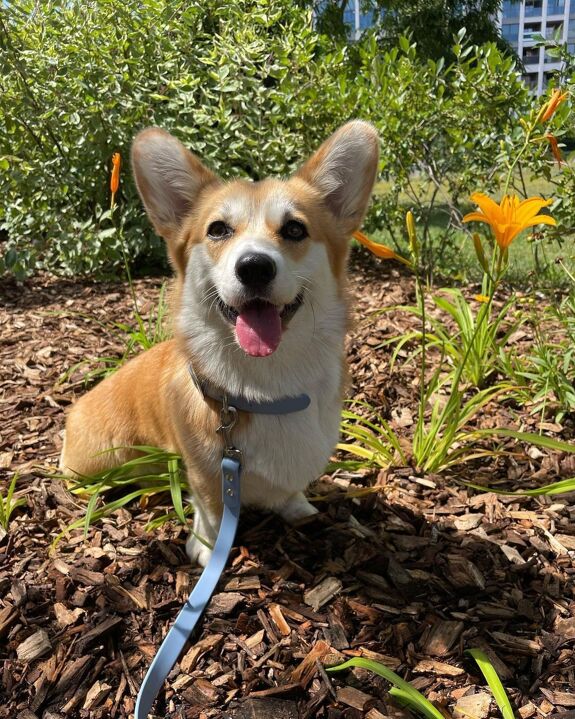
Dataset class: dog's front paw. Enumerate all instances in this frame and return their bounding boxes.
[277,492,319,524]
[186,533,213,568]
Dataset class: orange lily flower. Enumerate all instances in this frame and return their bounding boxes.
[110,152,121,197]
[540,88,568,123]
[463,193,556,250]
[353,230,411,267]
[545,133,563,166]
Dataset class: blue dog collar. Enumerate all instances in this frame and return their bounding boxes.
[134,373,311,718]
[189,364,311,414]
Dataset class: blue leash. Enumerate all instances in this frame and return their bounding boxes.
[134,378,311,718]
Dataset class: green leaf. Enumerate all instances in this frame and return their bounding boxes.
[327,658,443,719]
[466,649,514,719]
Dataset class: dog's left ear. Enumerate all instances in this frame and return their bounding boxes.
[296,120,379,235]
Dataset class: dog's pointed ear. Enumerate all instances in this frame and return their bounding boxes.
[131,128,219,241]
[296,121,379,235]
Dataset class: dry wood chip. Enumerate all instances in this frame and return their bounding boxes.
[541,689,575,707]
[175,570,191,597]
[233,697,299,718]
[365,710,387,719]
[17,711,38,719]
[336,685,373,711]
[248,683,302,698]
[413,659,465,677]
[180,633,224,673]
[500,545,526,565]
[74,616,123,654]
[245,629,265,650]
[518,702,538,719]
[447,556,486,590]
[321,650,347,667]
[555,617,575,639]
[554,534,575,550]
[70,566,105,586]
[0,604,17,637]
[304,577,342,611]
[291,640,331,686]
[206,591,243,616]
[491,631,540,655]
[82,680,112,710]
[453,513,484,531]
[16,629,51,663]
[356,570,390,591]
[269,604,291,636]
[53,602,84,628]
[422,620,464,656]
[454,692,492,719]
[182,677,221,706]
[53,656,93,696]
[224,576,261,591]
[0,451,14,469]
[52,559,72,576]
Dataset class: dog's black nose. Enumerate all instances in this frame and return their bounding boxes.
[235,253,277,288]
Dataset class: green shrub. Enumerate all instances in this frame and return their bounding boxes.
[3,2,570,279]
[0,0,347,276]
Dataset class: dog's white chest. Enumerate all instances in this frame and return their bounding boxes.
[236,374,342,509]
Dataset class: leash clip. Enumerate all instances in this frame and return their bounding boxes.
[217,395,242,462]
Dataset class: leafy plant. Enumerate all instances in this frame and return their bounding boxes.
[380,288,522,389]
[327,657,444,719]
[512,293,575,423]
[52,446,190,549]
[0,473,26,531]
[328,650,517,719]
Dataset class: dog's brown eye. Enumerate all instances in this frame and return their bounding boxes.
[280,220,307,242]
[207,221,232,240]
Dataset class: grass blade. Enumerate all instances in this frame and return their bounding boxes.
[168,458,187,525]
[327,657,444,719]
[461,476,575,496]
[466,649,514,719]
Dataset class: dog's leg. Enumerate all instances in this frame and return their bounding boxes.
[185,483,222,567]
[277,491,319,524]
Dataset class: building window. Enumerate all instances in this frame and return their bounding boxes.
[547,1,565,16]
[524,0,543,17]
[523,47,541,63]
[502,0,520,18]
[546,22,564,39]
[502,23,519,41]
[523,21,542,43]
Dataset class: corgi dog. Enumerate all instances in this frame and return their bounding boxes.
[60,121,379,566]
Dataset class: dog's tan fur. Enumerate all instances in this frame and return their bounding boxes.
[61,121,379,566]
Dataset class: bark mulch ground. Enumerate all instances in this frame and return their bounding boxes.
[1,253,574,719]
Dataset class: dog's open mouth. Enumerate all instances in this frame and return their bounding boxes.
[217,294,304,357]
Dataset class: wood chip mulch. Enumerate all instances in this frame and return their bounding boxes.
[1,253,574,718]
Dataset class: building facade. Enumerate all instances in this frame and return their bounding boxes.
[500,0,575,94]
[323,0,574,95]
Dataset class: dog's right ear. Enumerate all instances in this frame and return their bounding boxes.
[131,128,218,242]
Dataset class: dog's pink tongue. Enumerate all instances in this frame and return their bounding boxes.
[235,303,282,357]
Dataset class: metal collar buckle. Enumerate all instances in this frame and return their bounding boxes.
[217,395,242,462]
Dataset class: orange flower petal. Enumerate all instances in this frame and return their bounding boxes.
[110,152,121,195]
[469,192,503,223]
[462,212,490,224]
[516,196,553,224]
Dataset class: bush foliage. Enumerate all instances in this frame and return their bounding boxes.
[0,0,571,277]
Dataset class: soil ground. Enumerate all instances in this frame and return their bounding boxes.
[1,253,574,719]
